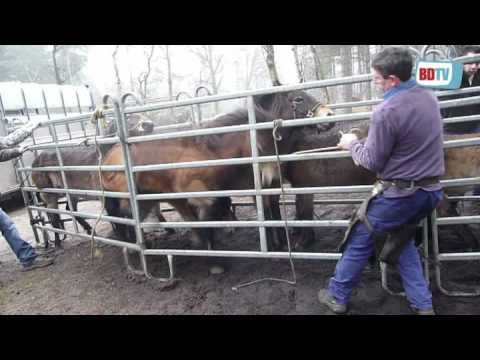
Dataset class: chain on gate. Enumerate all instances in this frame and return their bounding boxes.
[232,119,297,291]
[231,117,357,290]
[89,106,109,262]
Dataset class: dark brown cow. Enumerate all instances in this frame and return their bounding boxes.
[31,114,156,247]
[100,90,326,250]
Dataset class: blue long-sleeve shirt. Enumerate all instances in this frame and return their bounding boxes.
[347,79,445,197]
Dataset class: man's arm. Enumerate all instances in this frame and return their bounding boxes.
[0,148,22,162]
[347,109,395,173]
[0,119,41,149]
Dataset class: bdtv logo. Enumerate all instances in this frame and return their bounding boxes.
[415,60,463,89]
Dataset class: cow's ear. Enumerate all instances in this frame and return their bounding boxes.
[254,93,277,111]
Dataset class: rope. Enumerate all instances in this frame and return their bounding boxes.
[232,119,297,291]
[89,108,108,262]
[88,106,148,262]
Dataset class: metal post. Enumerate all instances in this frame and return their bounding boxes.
[176,91,196,126]
[59,89,72,140]
[75,90,87,138]
[106,96,146,248]
[41,89,81,237]
[247,96,268,252]
[195,86,212,125]
[431,209,480,296]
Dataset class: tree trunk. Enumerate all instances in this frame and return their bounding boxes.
[165,45,175,117]
[364,45,372,100]
[52,45,64,85]
[142,45,155,100]
[341,45,353,112]
[206,45,221,113]
[310,45,330,103]
[66,50,73,84]
[126,46,135,92]
[261,45,281,86]
[191,45,224,113]
[359,45,372,100]
[112,45,122,97]
[292,45,304,83]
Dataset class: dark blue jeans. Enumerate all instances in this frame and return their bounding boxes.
[328,189,443,310]
[0,207,37,266]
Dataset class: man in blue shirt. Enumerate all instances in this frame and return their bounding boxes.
[318,47,444,315]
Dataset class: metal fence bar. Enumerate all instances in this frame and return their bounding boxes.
[430,209,480,297]
[139,220,350,228]
[142,248,342,260]
[41,90,81,238]
[59,89,73,140]
[18,134,480,172]
[20,176,480,204]
[28,205,137,226]
[329,86,480,110]
[107,96,145,247]
[247,96,268,252]
[33,224,141,252]
[75,90,88,138]
[21,186,130,199]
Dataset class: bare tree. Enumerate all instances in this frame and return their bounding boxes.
[261,45,281,86]
[126,45,136,92]
[244,48,261,90]
[310,45,330,103]
[191,45,223,112]
[163,45,174,101]
[136,45,156,100]
[52,45,64,85]
[341,45,353,112]
[158,45,175,116]
[292,45,305,83]
[358,45,372,100]
[112,45,123,97]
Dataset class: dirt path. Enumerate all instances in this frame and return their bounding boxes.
[1,198,479,315]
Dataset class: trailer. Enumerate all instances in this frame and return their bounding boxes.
[0,82,95,202]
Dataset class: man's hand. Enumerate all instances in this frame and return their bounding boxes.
[18,144,30,154]
[337,131,359,150]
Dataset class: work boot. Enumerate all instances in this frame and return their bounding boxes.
[410,306,436,315]
[34,247,56,256]
[318,288,348,314]
[21,256,54,272]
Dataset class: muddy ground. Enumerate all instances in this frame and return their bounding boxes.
[0,195,479,315]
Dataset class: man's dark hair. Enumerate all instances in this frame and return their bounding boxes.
[372,47,413,82]
[461,45,480,56]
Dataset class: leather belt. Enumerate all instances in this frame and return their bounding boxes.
[380,177,440,190]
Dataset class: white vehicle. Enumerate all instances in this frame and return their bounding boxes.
[0,82,95,202]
